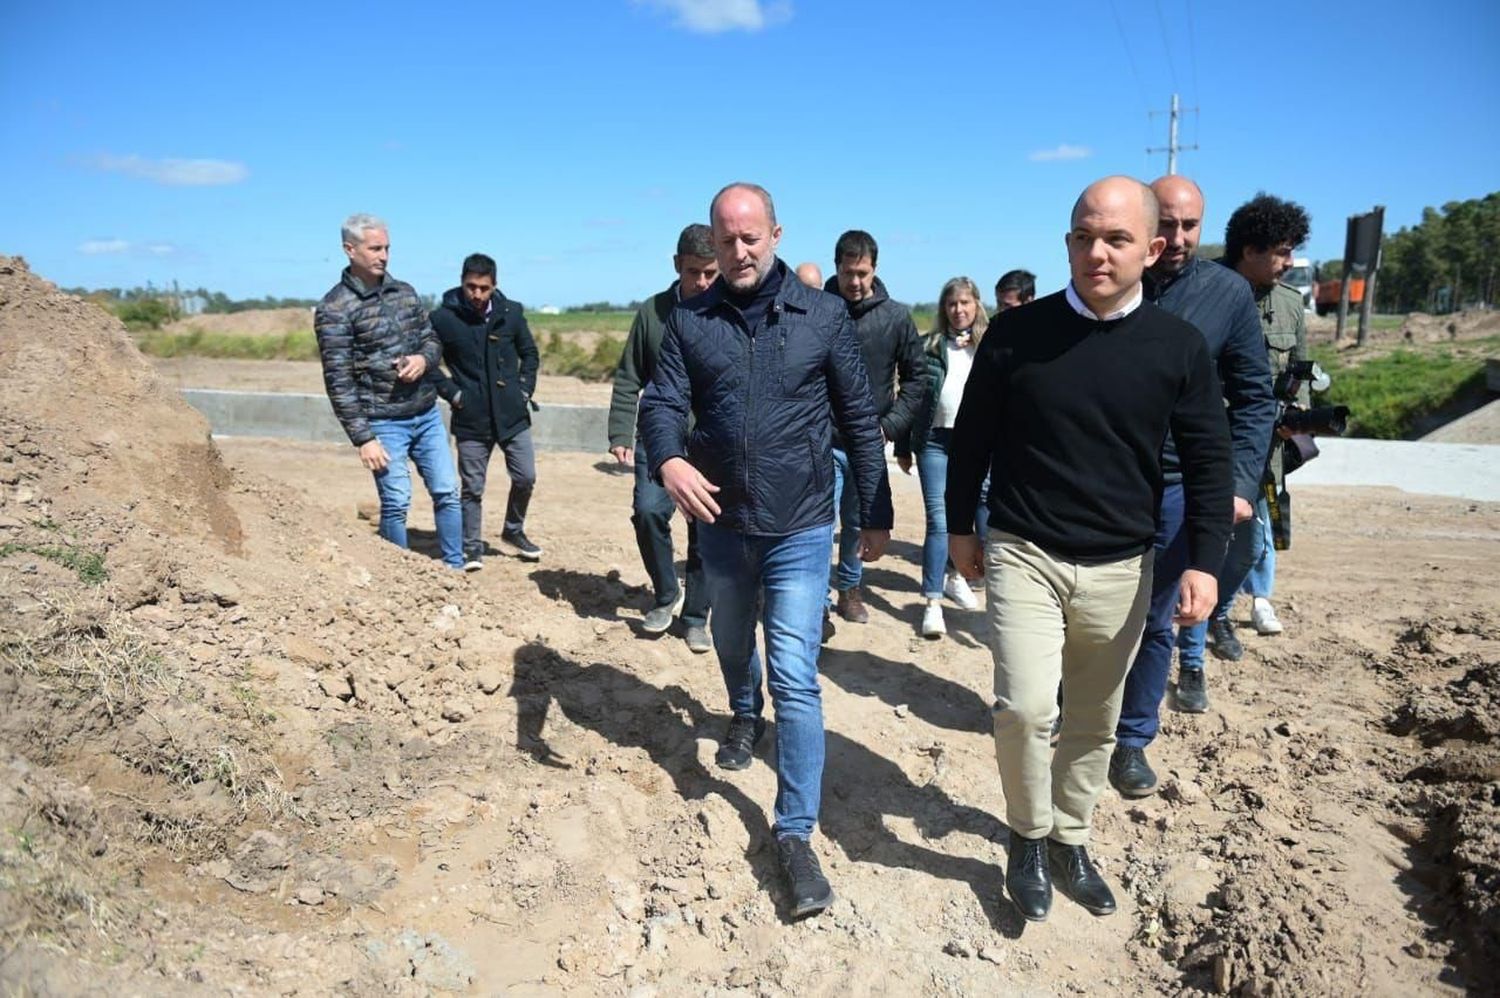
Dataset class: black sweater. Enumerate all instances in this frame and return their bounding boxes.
[946,291,1232,573]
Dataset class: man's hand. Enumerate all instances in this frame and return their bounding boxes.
[358,439,390,472]
[610,445,633,465]
[659,457,721,523]
[394,354,428,382]
[1233,496,1254,524]
[1174,569,1219,626]
[896,453,913,475]
[949,533,984,582]
[859,529,890,562]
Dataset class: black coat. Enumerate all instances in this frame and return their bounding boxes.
[638,260,893,537]
[821,275,927,444]
[429,288,539,443]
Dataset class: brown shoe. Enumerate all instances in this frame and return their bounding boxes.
[835,588,869,624]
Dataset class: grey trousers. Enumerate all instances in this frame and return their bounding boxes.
[456,429,536,546]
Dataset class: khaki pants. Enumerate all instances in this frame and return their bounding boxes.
[983,533,1153,845]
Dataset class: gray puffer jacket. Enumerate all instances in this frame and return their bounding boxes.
[315,268,443,446]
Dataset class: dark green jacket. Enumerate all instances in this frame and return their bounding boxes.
[894,328,980,458]
[607,283,677,449]
[1261,280,1309,489]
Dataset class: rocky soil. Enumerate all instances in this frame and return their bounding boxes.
[2,255,1497,995]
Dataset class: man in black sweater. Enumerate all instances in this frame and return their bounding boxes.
[947,176,1231,923]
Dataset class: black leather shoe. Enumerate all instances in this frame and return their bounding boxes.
[1047,839,1117,916]
[1175,668,1209,713]
[1005,834,1052,922]
[714,715,765,770]
[1109,745,1158,798]
[777,836,834,917]
[1208,617,1244,662]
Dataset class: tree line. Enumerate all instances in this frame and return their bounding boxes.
[1375,192,1498,313]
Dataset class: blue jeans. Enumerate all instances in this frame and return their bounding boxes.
[829,448,864,594]
[1117,483,1188,748]
[1175,498,1268,669]
[698,521,831,840]
[368,406,464,569]
[915,428,989,599]
[1240,495,1276,599]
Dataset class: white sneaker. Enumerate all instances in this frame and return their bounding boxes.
[943,571,979,610]
[1251,598,1283,635]
[921,600,946,638]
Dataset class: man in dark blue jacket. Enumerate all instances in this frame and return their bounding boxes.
[428,253,542,569]
[1110,176,1277,798]
[638,182,893,919]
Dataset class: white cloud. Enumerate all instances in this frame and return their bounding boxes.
[1028,144,1093,163]
[78,239,131,255]
[634,0,791,33]
[89,154,249,186]
[77,239,179,257]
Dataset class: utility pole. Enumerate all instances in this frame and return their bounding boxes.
[1147,93,1198,175]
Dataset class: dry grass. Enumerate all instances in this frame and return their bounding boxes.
[0,597,171,719]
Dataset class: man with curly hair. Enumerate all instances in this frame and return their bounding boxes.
[1175,193,1311,671]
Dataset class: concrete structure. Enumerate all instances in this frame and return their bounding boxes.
[1291,437,1500,502]
[181,389,608,453]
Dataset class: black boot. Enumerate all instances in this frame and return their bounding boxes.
[1005,833,1052,922]
[1109,745,1158,797]
[1047,839,1117,915]
[777,836,834,917]
[1208,617,1244,661]
[714,715,765,770]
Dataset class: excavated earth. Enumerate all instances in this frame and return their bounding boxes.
[1,255,1497,996]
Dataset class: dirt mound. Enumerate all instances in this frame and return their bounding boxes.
[161,306,313,339]
[3,253,1498,994]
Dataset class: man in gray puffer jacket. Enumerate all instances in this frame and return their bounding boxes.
[314,213,463,569]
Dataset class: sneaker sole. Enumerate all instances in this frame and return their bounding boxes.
[463,562,483,573]
[640,616,674,635]
[715,753,753,771]
[1175,699,1209,714]
[791,887,834,918]
[499,539,542,561]
[686,641,712,654]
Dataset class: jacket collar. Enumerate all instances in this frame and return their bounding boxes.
[688,259,816,316]
[441,286,508,325]
[1145,255,1202,301]
[821,274,890,318]
[341,267,395,299]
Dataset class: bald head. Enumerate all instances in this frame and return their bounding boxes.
[1065,175,1167,317]
[1071,176,1159,234]
[795,261,823,288]
[1149,175,1204,276]
[710,182,782,292]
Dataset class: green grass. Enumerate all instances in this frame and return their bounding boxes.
[538,331,624,381]
[1311,339,1495,438]
[135,327,319,361]
[0,542,107,584]
[527,311,635,335]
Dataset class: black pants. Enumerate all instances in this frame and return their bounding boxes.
[631,447,708,626]
[456,430,535,547]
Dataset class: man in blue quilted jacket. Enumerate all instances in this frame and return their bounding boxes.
[314,213,464,569]
[638,182,893,919]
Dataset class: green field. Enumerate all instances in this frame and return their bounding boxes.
[1312,337,1497,439]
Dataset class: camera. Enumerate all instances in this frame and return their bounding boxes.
[1273,359,1352,454]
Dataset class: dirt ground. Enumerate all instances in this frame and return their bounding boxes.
[162,307,315,339]
[4,257,1500,996]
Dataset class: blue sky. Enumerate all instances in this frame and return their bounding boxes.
[3,0,1497,308]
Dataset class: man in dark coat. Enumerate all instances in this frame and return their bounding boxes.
[428,253,542,568]
[314,213,463,569]
[638,183,892,919]
[607,225,719,649]
[823,230,926,625]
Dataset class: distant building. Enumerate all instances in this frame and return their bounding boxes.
[537,304,562,315]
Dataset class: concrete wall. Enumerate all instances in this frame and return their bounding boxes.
[179,390,1500,501]
[181,389,608,453]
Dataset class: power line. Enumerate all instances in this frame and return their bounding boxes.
[1107,0,1149,110]
[1184,0,1201,106]
[1153,0,1179,91]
